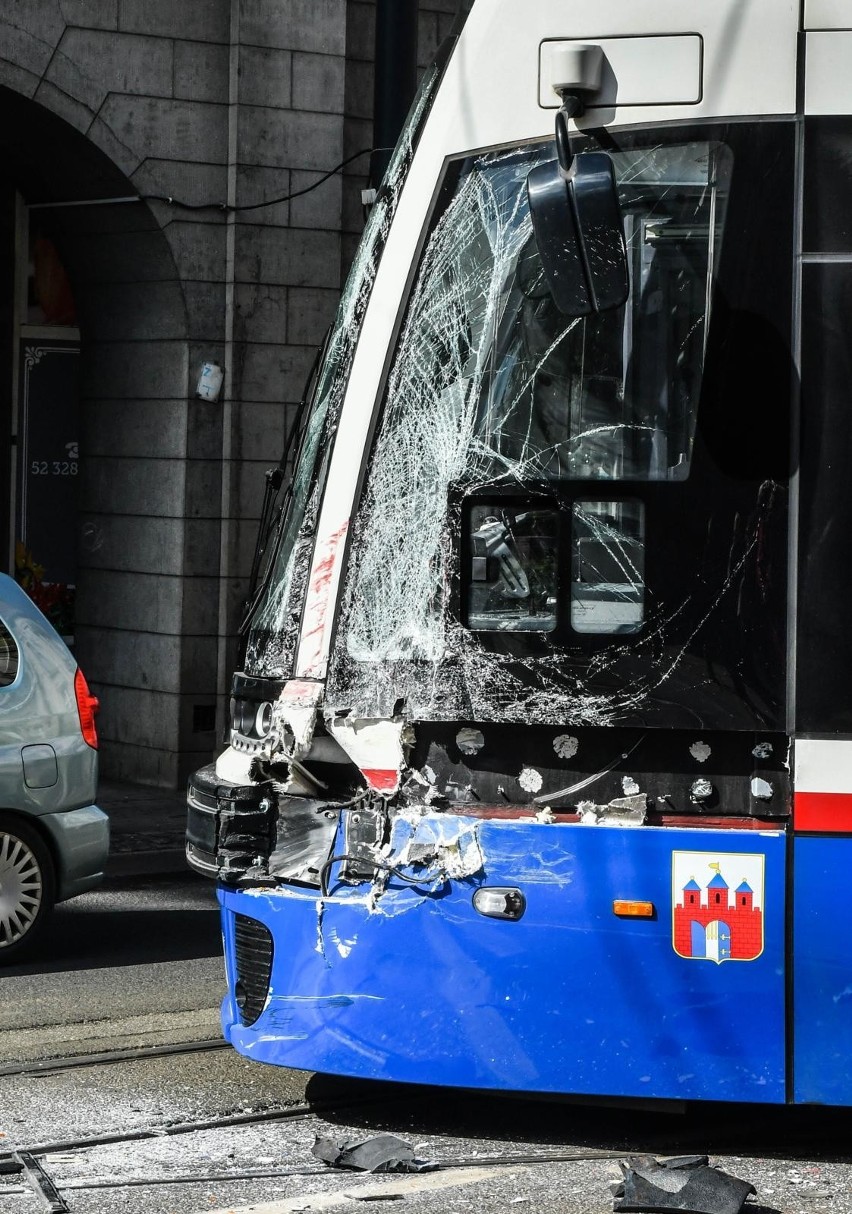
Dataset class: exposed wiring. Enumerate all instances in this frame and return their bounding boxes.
[293,788,371,815]
[318,852,447,899]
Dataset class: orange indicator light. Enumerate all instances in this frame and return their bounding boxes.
[613,899,655,918]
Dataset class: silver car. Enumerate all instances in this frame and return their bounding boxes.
[0,573,109,962]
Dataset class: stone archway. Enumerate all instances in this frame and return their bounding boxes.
[0,80,221,788]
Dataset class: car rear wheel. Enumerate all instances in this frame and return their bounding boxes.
[0,816,55,963]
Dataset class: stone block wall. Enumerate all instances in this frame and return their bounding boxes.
[0,0,464,788]
[342,0,460,272]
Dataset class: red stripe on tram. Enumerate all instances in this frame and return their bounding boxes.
[794,791,852,833]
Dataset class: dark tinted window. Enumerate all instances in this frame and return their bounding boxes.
[804,118,852,254]
[797,264,852,731]
[0,617,19,686]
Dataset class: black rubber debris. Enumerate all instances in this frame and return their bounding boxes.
[612,1154,756,1214]
[13,1150,70,1213]
[312,1133,439,1174]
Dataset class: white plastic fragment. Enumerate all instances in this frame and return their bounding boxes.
[577,794,647,826]
[327,716,406,795]
[269,679,324,759]
[519,766,544,794]
[689,741,712,763]
[553,734,579,759]
[456,727,485,755]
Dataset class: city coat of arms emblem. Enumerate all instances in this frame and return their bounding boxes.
[672,852,765,963]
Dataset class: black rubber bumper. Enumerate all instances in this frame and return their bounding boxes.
[186,763,275,883]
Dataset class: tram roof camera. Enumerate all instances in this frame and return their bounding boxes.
[548,44,605,97]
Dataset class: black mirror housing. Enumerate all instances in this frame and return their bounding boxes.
[526,151,629,316]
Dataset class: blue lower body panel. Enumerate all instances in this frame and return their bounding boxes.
[794,836,852,1105]
[219,821,786,1102]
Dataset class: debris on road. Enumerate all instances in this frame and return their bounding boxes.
[612,1154,756,1214]
[14,1149,70,1213]
[312,1133,439,1174]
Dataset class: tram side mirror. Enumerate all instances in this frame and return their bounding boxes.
[526,151,629,316]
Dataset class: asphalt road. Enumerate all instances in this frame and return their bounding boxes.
[1,873,851,1214]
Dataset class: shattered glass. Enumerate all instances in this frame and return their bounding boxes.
[571,499,645,635]
[244,59,447,677]
[330,138,746,723]
[467,504,558,632]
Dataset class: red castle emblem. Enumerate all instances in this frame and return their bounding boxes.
[672,852,765,963]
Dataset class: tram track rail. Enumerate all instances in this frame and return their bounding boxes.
[1,1150,630,1200]
[0,1037,230,1079]
[1,1038,631,1205]
[3,1038,776,1208]
[0,1099,332,1162]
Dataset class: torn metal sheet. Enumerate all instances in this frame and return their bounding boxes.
[312,1133,438,1174]
[392,810,484,881]
[577,793,647,826]
[268,797,341,886]
[327,716,407,795]
[612,1154,755,1214]
[268,679,324,760]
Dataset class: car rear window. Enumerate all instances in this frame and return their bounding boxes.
[0,616,19,686]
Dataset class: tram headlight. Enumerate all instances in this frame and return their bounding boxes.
[255,701,273,738]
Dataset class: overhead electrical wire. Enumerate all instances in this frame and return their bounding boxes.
[28,147,388,212]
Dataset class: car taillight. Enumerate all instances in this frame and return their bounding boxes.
[74,668,99,749]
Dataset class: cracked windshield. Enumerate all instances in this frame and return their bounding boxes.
[341,137,732,663]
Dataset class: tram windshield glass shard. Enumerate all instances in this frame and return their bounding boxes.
[527,151,629,315]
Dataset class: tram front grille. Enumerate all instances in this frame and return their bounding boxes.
[233,913,273,1026]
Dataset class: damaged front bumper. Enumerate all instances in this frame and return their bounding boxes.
[186,764,342,886]
[215,812,787,1103]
